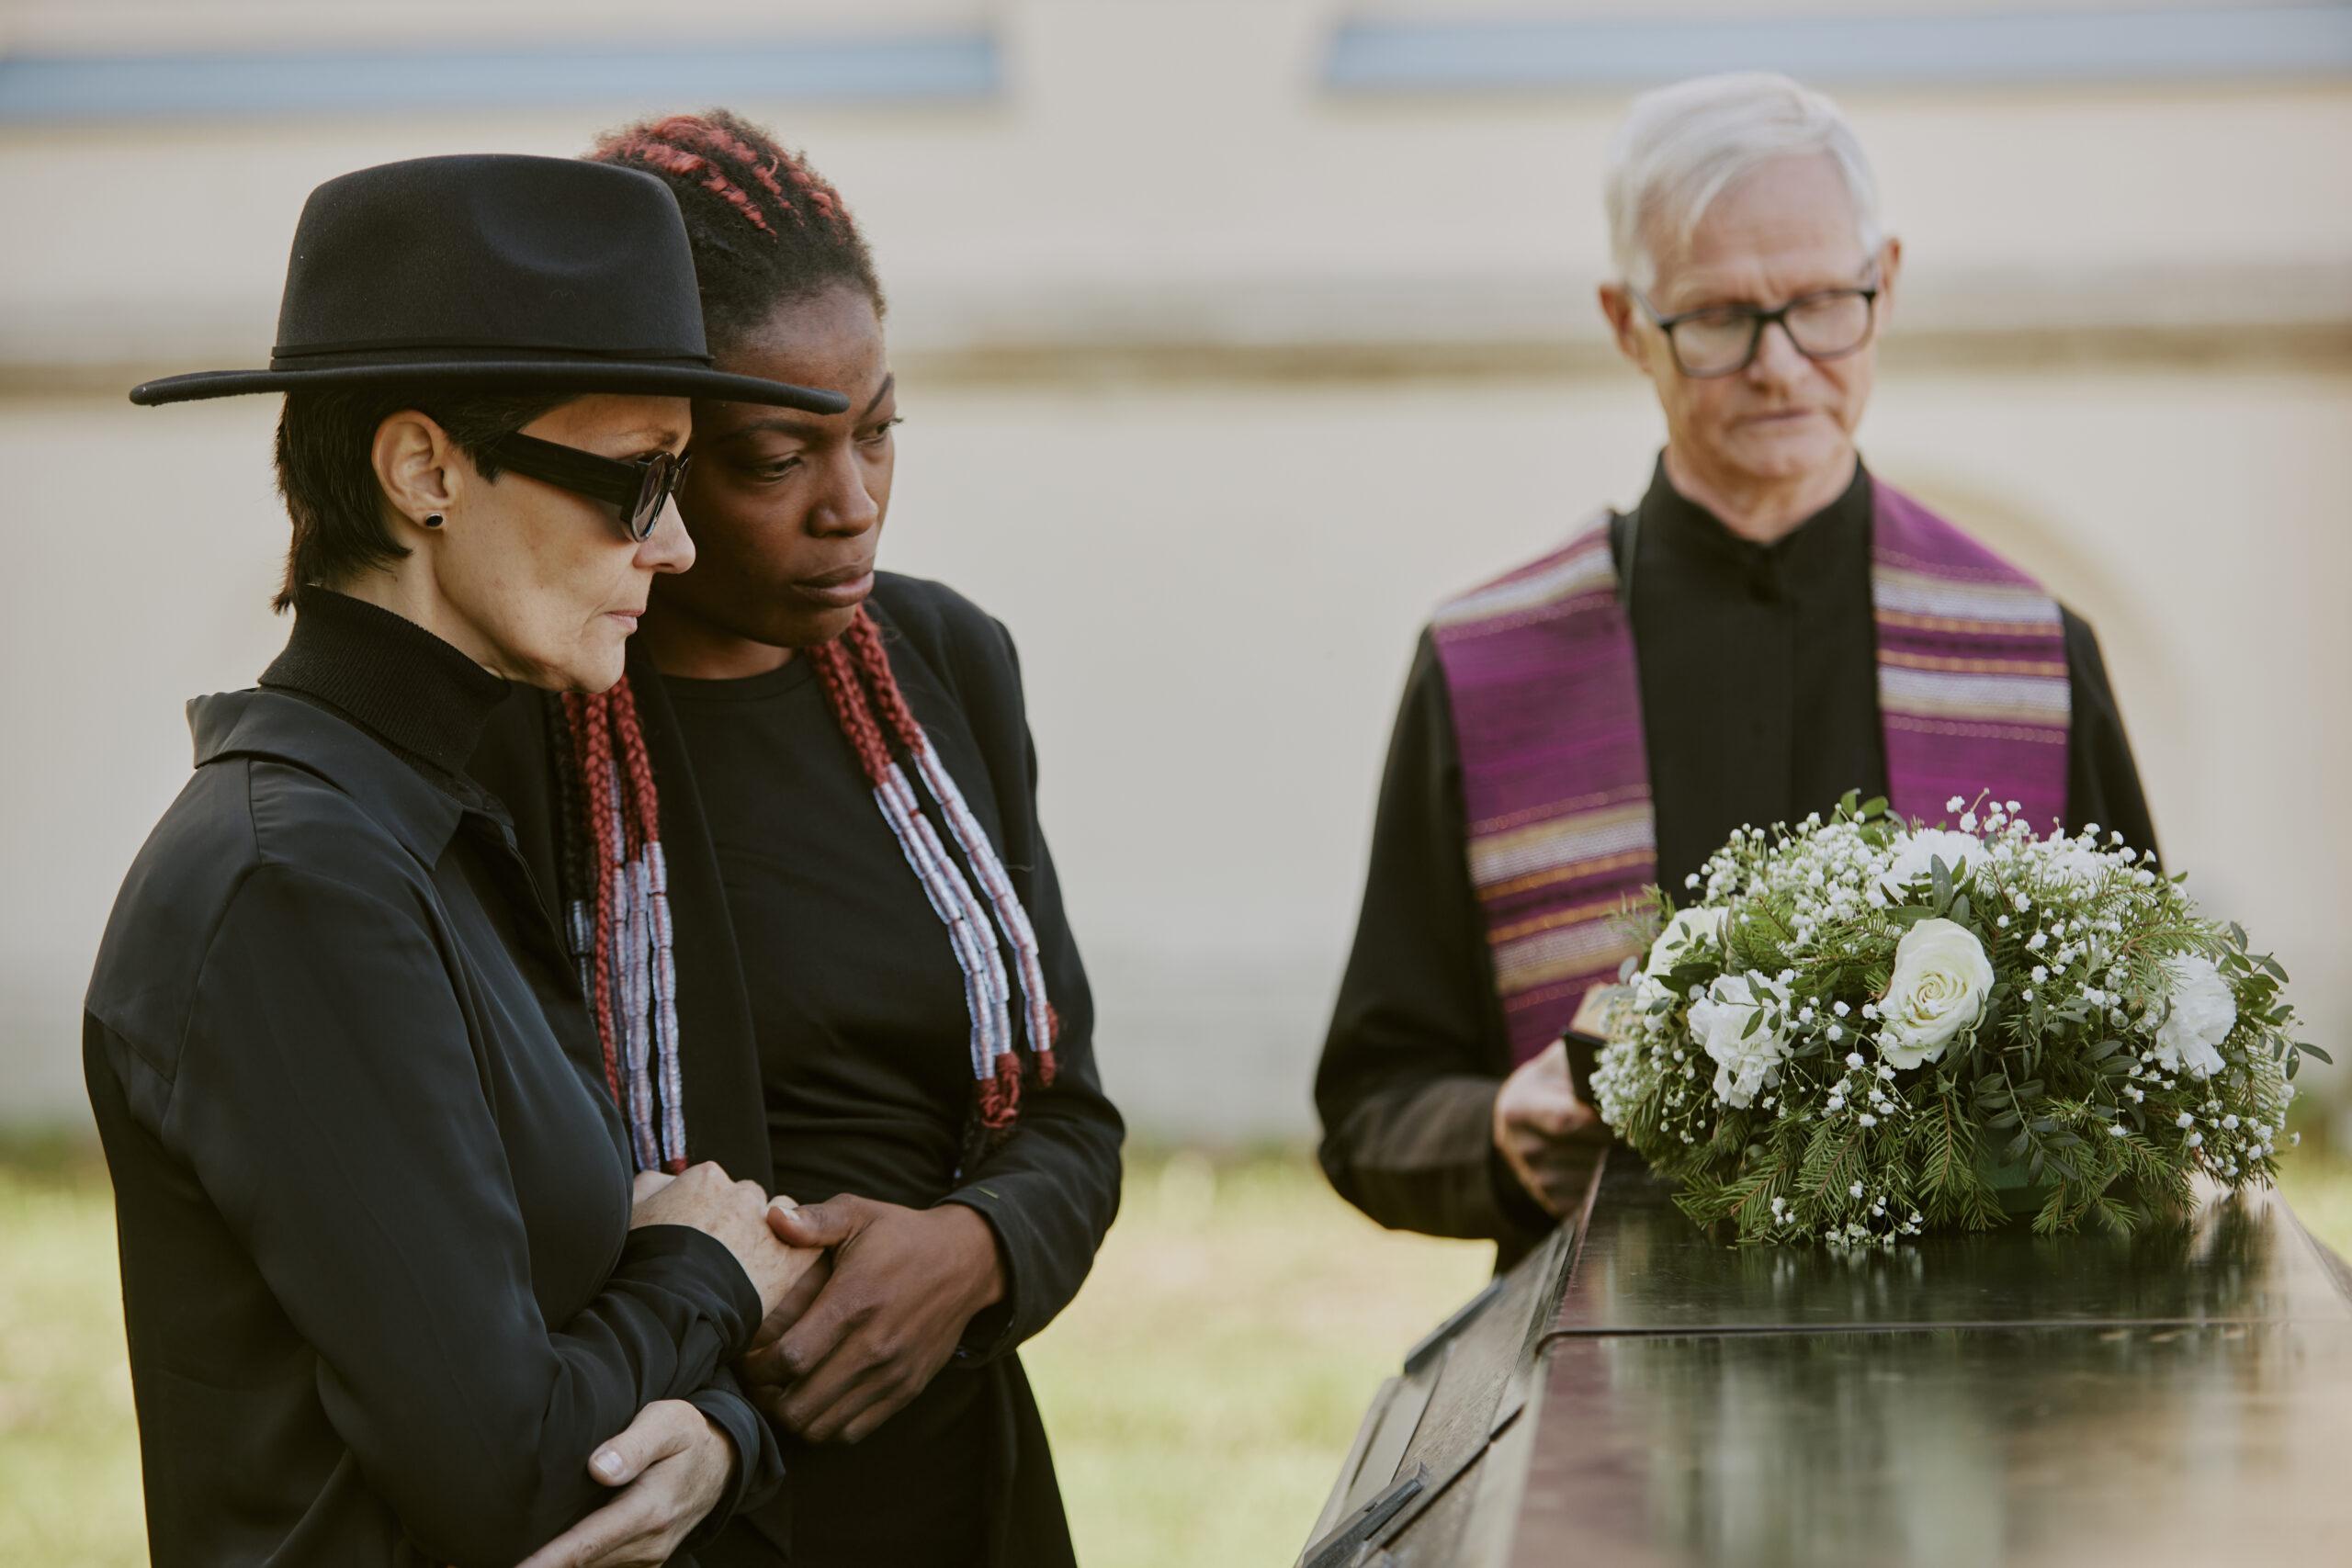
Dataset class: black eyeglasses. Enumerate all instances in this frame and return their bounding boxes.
[1634,278,1881,378]
[476,431,694,541]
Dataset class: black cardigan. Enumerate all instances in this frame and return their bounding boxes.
[469,572,1123,1566]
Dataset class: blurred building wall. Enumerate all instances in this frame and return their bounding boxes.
[4,0,2348,1141]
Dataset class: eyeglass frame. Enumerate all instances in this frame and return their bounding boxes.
[1630,272,1883,379]
[472,429,694,542]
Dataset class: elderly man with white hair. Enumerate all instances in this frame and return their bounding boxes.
[1316,73,2156,1261]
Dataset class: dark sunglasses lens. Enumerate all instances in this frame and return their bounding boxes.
[627,453,683,540]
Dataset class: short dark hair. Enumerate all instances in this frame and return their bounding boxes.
[270,386,566,612]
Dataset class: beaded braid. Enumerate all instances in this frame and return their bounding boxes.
[809,620,1041,1129]
[840,614,1060,1093]
[610,680,688,1168]
[557,687,687,1173]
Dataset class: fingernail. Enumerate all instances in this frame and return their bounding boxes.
[594,1449,625,1480]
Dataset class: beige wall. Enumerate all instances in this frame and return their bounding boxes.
[4,1,2348,1135]
[8,360,2348,1135]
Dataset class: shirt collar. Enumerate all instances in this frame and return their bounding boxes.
[1637,452,1872,582]
[188,689,475,863]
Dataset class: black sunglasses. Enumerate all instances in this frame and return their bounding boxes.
[477,431,693,541]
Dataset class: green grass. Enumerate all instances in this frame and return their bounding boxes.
[1023,1151,1493,1568]
[8,1136,2352,1568]
[0,1136,144,1568]
[0,1140,1494,1567]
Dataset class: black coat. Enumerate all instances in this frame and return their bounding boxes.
[470,573,1124,1567]
[82,591,780,1568]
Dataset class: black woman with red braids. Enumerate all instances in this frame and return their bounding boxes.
[471,111,1123,1568]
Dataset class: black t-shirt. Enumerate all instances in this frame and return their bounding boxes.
[663,658,981,1211]
[661,657,990,1567]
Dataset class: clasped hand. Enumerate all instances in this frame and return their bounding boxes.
[511,1165,823,1568]
[737,1194,1008,1446]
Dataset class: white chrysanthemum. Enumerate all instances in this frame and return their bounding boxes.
[1875,829,1988,902]
[1689,973,1791,1110]
[2153,954,2235,1078]
[1878,918,1994,1069]
[1645,905,1728,977]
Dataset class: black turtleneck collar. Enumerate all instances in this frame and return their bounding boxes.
[260,588,510,780]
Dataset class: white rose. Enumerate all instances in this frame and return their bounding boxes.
[1875,829,1988,902]
[1878,918,1994,1069]
[2153,954,2235,1078]
[1690,972,1791,1109]
[1645,905,1728,977]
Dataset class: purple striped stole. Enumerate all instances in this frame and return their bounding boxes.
[1430,480,2070,1066]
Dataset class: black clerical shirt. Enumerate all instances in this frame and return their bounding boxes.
[1625,457,1887,892]
[1316,459,2159,1260]
[84,589,777,1568]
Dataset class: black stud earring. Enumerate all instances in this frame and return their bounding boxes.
[424,513,445,529]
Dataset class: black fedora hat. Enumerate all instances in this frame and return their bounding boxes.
[130,153,847,413]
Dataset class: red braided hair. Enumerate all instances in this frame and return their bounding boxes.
[596,132,774,234]
[587,109,882,345]
[563,690,624,1103]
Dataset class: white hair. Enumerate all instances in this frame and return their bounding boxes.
[1604,72,1883,288]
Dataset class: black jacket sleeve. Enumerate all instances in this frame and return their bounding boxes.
[2061,606,2161,863]
[152,861,767,1567]
[681,1370,786,1551]
[888,585,1125,1359]
[1315,632,1554,1249]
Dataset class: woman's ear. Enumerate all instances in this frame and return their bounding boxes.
[371,410,465,536]
[1874,235,1903,325]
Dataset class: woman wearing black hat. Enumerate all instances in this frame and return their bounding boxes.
[84,154,855,1568]
[469,115,1124,1568]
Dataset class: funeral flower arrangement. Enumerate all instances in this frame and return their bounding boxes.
[1588,793,2324,1245]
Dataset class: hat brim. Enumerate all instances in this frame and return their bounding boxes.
[129,360,849,414]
